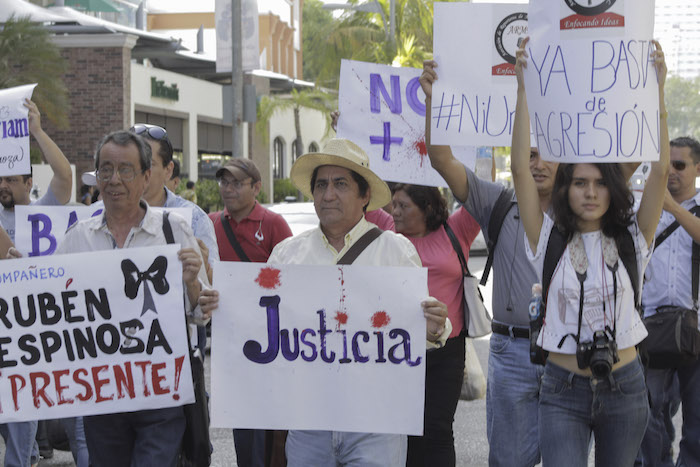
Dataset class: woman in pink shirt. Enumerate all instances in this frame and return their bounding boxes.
[392,184,481,467]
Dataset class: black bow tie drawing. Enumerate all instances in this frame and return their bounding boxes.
[121,256,170,316]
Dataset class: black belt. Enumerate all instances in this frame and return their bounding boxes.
[491,322,529,339]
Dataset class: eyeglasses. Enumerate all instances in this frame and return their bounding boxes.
[130,124,173,154]
[96,165,142,182]
[671,160,688,171]
[217,177,253,190]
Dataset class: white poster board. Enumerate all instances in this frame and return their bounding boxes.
[0,246,194,423]
[338,59,477,187]
[0,84,37,176]
[216,0,260,73]
[14,206,193,257]
[211,262,428,435]
[523,0,660,162]
[432,3,527,147]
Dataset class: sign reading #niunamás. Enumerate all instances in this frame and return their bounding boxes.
[0,245,194,423]
[211,262,429,435]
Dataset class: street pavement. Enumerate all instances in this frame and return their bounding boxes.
[21,256,683,466]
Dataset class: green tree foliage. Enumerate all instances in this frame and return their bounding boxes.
[0,17,69,129]
[665,75,700,139]
[273,178,300,202]
[257,88,335,161]
[302,0,463,88]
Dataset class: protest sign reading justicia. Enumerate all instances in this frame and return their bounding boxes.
[0,245,194,423]
[523,0,660,162]
[431,3,528,147]
[0,84,36,176]
[338,59,477,187]
[211,262,428,435]
[13,206,193,257]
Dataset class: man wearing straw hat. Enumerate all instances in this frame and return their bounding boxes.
[266,138,451,466]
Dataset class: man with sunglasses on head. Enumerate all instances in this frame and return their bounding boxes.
[639,136,700,467]
[0,99,72,467]
[208,157,292,467]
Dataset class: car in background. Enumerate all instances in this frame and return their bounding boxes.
[266,202,319,236]
[267,201,488,255]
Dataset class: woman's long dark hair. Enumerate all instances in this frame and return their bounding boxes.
[392,184,449,233]
[552,163,634,240]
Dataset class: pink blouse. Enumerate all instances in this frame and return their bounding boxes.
[406,207,481,338]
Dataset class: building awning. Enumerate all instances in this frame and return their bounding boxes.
[63,0,121,13]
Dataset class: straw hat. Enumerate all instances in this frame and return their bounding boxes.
[290,138,391,211]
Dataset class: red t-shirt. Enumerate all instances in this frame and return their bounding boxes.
[209,202,293,262]
[406,207,481,337]
[365,208,395,232]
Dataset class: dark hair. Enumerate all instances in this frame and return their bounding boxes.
[170,158,180,179]
[80,184,92,196]
[186,181,195,189]
[392,184,449,232]
[94,131,152,172]
[552,163,633,240]
[310,166,370,210]
[670,136,700,164]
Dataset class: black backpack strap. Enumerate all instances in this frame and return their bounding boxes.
[480,188,516,285]
[616,228,640,311]
[655,205,700,250]
[444,221,473,277]
[220,211,251,262]
[337,228,383,265]
[162,211,175,244]
[542,226,568,305]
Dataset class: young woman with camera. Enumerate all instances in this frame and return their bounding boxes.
[511,37,669,466]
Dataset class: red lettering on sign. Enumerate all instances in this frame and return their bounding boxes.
[172,355,185,401]
[91,365,114,403]
[73,368,93,402]
[30,372,54,408]
[52,369,73,405]
[9,375,26,411]
[151,362,169,395]
[114,362,135,399]
[135,361,151,397]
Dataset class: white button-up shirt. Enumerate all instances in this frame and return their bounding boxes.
[643,191,700,319]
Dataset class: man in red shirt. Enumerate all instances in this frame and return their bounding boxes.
[208,157,292,466]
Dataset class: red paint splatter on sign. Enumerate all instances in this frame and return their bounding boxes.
[255,267,281,289]
[413,139,428,167]
[65,278,73,289]
[335,311,348,327]
[371,311,391,328]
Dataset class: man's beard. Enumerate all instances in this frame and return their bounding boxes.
[0,193,15,209]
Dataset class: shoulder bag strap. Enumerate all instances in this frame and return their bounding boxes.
[654,205,700,250]
[481,188,516,285]
[542,226,568,306]
[444,221,473,277]
[692,207,700,310]
[336,227,383,265]
[220,211,251,262]
[616,228,640,312]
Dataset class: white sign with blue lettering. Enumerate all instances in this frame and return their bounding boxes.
[523,0,659,162]
[0,84,37,176]
[211,262,428,434]
[337,59,476,187]
[14,206,193,257]
[431,3,527,147]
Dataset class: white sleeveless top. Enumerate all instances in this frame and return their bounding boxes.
[525,214,652,354]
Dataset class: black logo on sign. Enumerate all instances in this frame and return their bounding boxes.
[564,0,617,16]
[494,12,528,65]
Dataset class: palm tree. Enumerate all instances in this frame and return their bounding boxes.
[0,16,69,129]
[256,88,336,161]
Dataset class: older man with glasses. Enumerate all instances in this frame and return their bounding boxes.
[208,157,292,467]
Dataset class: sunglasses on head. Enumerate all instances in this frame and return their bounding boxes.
[130,124,173,152]
[671,160,688,171]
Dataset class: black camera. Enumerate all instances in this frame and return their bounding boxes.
[576,330,619,378]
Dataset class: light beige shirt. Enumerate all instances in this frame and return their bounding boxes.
[268,216,452,348]
[56,201,210,325]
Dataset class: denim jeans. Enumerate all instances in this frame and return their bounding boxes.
[84,406,185,467]
[407,333,466,467]
[539,358,649,467]
[638,368,681,467]
[642,358,700,466]
[61,417,89,467]
[285,430,406,467]
[0,421,38,467]
[486,332,544,467]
